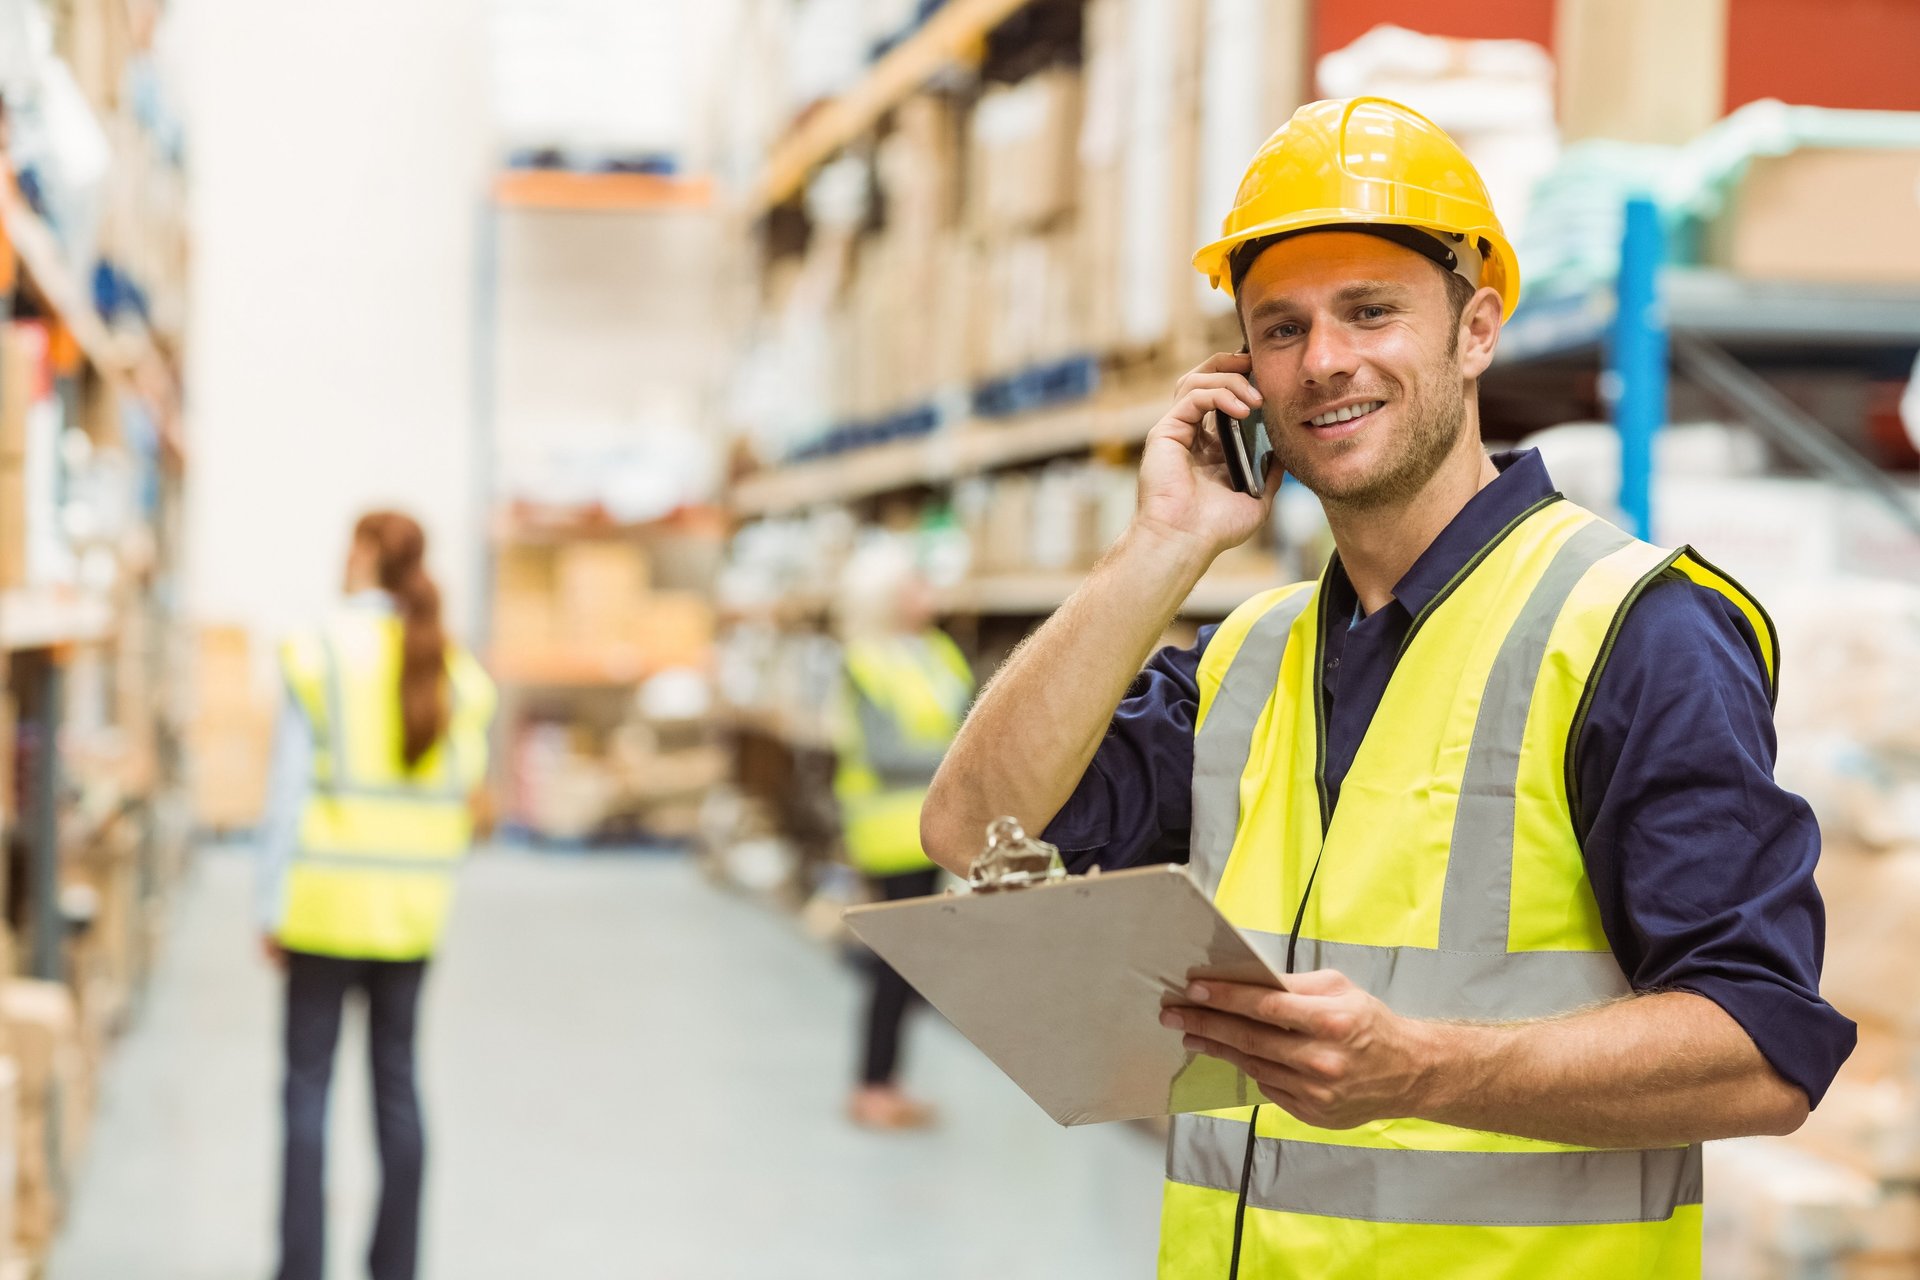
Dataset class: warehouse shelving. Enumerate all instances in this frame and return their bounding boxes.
[940,567,1276,618]
[737,263,1920,527]
[1,87,190,1100]
[732,393,1164,517]
[752,0,1038,212]
[727,564,1275,628]
[0,172,184,462]
[0,589,116,653]
[489,651,664,688]
[1498,269,1920,366]
[493,169,715,212]
[1497,197,1920,540]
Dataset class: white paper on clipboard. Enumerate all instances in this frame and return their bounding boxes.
[843,863,1286,1126]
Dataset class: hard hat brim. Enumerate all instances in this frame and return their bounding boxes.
[1194,211,1521,321]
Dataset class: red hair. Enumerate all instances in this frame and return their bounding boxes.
[353,511,448,769]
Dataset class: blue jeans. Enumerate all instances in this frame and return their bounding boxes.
[276,951,428,1280]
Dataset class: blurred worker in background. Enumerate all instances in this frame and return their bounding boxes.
[834,540,975,1130]
[257,511,497,1280]
[925,97,1852,1278]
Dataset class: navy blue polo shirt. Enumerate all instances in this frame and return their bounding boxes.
[1044,448,1855,1106]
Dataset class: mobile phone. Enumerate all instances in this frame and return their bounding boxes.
[1211,349,1273,498]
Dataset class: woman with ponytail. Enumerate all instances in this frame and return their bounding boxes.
[257,511,496,1280]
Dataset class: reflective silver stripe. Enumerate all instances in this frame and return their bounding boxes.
[1239,931,1627,1021]
[293,851,462,876]
[1440,521,1634,953]
[320,626,467,799]
[1190,589,1315,897]
[1169,1115,1702,1227]
[312,783,469,804]
[320,632,349,788]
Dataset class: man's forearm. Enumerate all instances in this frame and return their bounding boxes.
[920,523,1212,874]
[1415,991,1808,1148]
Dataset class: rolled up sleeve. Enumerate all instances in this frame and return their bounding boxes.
[1576,574,1856,1107]
[1042,626,1214,873]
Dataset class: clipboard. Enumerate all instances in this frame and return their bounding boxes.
[843,862,1286,1127]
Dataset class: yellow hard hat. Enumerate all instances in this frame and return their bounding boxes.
[1193,96,1521,319]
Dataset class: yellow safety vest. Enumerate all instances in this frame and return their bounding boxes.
[277,612,498,961]
[1159,497,1777,1279]
[834,630,974,876]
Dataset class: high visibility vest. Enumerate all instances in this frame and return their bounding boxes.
[277,611,498,960]
[1159,497,1777,1279]
[834,630,974,876]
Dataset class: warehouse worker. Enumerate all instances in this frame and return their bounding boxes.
[922,97,1853,1278]
[834,540,975,1129]
[258,511,496,1280]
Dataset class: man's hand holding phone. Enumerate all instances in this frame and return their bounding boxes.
[1134,351,1279,562]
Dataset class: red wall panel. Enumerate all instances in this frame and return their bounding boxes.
[1725,0,1920,113]
[1313,0,1556,61]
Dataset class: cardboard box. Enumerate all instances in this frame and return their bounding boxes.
[968,69,1083,236]
[0,1058,18,1270]
[189,706,275,832]
[0,325,47,466]
[3,980,81,1260]
[556,542,649,616]
[1710,148,1920,286]
[981,472,1038,573]
[194,626,261,722]
[492,545,556,659]
[631,593,715,669]
[0,463,23,590]
[1557,0,1728,146]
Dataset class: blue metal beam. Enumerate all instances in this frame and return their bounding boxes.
[1611,197,1667,541]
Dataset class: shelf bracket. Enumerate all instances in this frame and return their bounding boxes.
[1670,332,1920,540]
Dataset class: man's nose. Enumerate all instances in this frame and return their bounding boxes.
[1300,319,1358,388]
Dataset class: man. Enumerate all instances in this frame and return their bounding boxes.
[921,97,1853,1278]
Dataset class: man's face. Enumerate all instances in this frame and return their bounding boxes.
[1238,232,1473,512]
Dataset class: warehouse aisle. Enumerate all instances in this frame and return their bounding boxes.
[48,846,1162,1279]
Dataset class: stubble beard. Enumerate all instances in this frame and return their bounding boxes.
[1274,357,1468,516]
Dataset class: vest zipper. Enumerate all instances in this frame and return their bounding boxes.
[1226,1105,1260,1278]
[1229,584,1336,1280]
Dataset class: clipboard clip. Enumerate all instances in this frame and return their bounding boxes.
[967,817,1069,894]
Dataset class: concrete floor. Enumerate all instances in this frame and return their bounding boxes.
[48,846,1163,1279]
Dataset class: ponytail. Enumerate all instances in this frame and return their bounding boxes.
[353,512,449,769]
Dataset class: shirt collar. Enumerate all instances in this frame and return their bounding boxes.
[1328,448,1558,620]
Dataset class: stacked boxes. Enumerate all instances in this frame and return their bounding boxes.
[493,540,716,676]
[1706,146,1920,286]
[188,626,274,833]
[3,980,84,1264]
[749,0,1323,466]
[0,327,48,592]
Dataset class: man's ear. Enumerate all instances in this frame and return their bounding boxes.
[1458,287,1503,379]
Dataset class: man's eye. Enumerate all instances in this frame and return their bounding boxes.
[1269,323,1303,340]
[1357,305,1390,321]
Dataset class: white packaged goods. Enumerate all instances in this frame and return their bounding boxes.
[785,0,870,110]
[491,0,693,156]
[1771,580,1920,849]
[968,71,1082,235]
[1520,421,1767,530]
[1701,1139,1874,1280]
[1119,0,1174,348]
[1654,476,1845,591]
[1029,463,1094,571]
[1192,0,1310,318]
